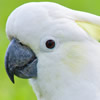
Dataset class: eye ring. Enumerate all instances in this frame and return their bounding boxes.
[46,39,55,49]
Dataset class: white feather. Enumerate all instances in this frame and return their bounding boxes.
[6,2,100,100]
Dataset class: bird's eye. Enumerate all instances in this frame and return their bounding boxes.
[40,36,58,52]
[46,40,55,49]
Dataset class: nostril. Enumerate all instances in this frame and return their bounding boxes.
[19,42,24,46]
[12,38,24,46]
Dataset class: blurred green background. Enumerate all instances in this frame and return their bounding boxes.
[0,0,100,100]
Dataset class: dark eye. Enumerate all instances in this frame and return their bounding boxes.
[46,40,55,49]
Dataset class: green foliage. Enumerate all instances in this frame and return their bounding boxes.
[0,0,100,100]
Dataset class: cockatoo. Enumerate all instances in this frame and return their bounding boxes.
[5,2,100,100]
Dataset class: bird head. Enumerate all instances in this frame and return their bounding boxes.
[5,2,100,100]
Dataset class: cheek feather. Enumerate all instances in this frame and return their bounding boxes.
[62,42,87,74]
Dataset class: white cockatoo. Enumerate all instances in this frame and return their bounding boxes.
[5,2,100,100]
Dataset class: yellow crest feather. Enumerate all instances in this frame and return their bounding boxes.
[76,21,100,41]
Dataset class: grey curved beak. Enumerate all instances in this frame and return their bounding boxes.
[5,38,38,83]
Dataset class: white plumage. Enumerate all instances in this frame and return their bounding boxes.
[6,2,100,100]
